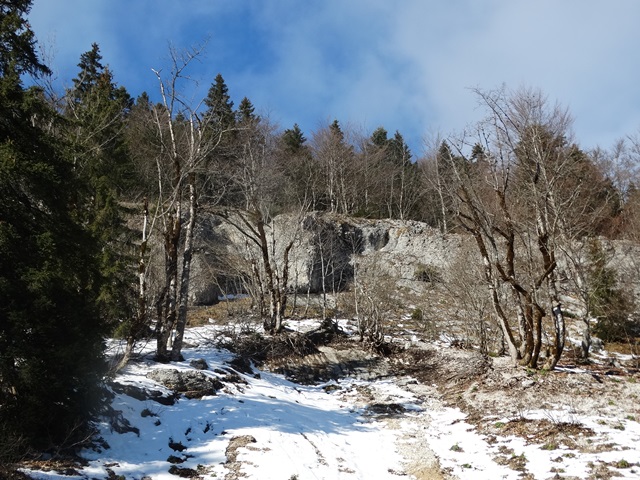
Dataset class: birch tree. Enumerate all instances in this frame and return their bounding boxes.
[311,120,356,214]
[144,44,226,361]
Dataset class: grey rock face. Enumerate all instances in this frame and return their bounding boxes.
[291,213,465,292]
[191,212,465,297]
[188,216,223,305]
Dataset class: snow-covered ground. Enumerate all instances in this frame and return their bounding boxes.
[22,323,640,480]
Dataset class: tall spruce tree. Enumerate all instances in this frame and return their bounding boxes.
[204,73,235,129]
[282,123,307,153]
[389,131,412,167]
[280,123,316,208]
[0,0,107,458]
[370,126,388,148]
[65,43,136,331]
[366,127,416,219]
[237,96,257,124]
[203,73,238,205]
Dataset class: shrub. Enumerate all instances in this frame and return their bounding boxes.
[587,240,639,343]
[411,307,424,322]
[414,264,442,283]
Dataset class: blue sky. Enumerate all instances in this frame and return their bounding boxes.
[28,0,640,156]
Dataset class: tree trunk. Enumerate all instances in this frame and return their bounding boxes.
[255,217,278,333]
[530,305,544,368]
[545,303,566,369]
[471,230,521,365]
[156,205,181,360]
[580,317,591,360]
[115,198,150,372]
[171,177,197,360]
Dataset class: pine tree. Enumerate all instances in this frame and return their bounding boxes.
[370,126,388,148]
[237,96,257,124]
[366,128,415,219]
[471,142,486,162]
[204,73,235,129]
[588,239,637,342]
[202,73,238,205]
[314,119,355,213]
[280,124,315,209]
[65,43,136,331]
[282,123,307,153]
[0,0,49,78]
[0,0,107,458]
[329,118,344,141]
[67,43,133,194]
[389,131,411,167]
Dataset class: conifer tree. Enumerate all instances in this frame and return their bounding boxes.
[204,73,235,129]
[330,119,344,140]
[312,119,355,213]
[202,73,239,205]
[0,0,107,458]
[65,43,136,331]
[587,239,636,342]
[282,123,307,153]
[280,124,317,208]
[389,131,412,167]
[386,131,416,219]
[366,127,416,219]
[370,126,388,148]
[237,96,257,124]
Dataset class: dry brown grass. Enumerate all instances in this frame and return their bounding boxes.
[603,339,640,356]
[187,298,255,327]
[480,418,595,451]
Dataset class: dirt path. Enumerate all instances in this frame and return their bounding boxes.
[389,415,450,480]
[333,377,455,479]
[392,382,456,480]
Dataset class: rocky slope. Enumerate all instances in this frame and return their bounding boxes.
[188,212,468,304]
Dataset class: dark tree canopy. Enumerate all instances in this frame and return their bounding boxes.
[0,0,49,78]
[282,123,307,153]
[370,126,388,148]
[389,130,411,167]
[0,1,107,457]
[237,96,257,124]
[65,43,136,329]
[205,73,235,129]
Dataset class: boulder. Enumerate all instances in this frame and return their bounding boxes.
[189,358,209,370]
[110,381,177,405]
[147,369,224,399]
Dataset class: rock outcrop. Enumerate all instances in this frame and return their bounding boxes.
[192,212,465,302]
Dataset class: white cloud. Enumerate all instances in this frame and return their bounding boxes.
[28,0,640,152]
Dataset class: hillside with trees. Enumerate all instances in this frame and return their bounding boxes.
[2,1,640,474]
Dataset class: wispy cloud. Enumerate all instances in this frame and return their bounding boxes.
[29,0,640,153]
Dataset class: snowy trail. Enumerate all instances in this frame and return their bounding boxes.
[22,325,640,480]
[87,365,413,479]
[23,332,421,480]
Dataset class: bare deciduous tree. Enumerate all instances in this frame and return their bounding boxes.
[310,120,357,214]
[440,86,603,369]
[140,43,226,360]
[220,116,310,333]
